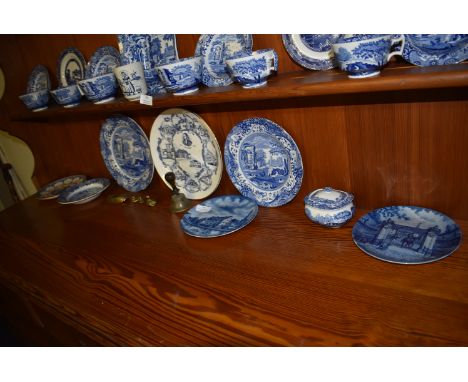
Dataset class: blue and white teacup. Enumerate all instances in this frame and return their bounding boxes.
[19,89,50,112]
[113,62,148,101]
[155,56,202,96]
[332,35,403,79]
[226,49,278,89]
[78,73,118,104]
[50,84,82,108]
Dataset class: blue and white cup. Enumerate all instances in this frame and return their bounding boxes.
[332,35,404,79]
[113,62,148,101]
[226,49,278,89]
[78,73,118,104]
[50,84,82,108]
[155,56,202,96]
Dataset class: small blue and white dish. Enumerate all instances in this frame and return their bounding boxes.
[85,46,121,79]
[26,65,51,93]
[56,47,86,87]
[57,178,110,205]
[36,175,87,200]
[78,73,118,104]
[352,206,462,264]
[226,49,278,88]
[304,187,355,228]
[155,56,202,95]
[49,84,82,108]
[180,195,258,238]
[19,89,50,112]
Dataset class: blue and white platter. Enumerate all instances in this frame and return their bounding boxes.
[352,206,462,264]
[282,34,341,70]
[56,47,86,87]
[100,115,154,192]
[402,34,468,66]
[36,175,86,200]
[196,34,253,87]
[180,195,258,238]
[117,34,178,95]
[26,65,51,93]
[150,108,222,200]
[85,46,121,79]
[224,117,303,207]
[57,178,110,205]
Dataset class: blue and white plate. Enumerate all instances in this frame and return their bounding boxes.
[85,46,121,79]
[224,117,303,207]
[117,34,178,95]
[196,34,253,87]
[56,47,86,87]
[100,115,154,192]
[26,65,51,93]
[180,195,258,238]
[282,34,341,70]
[352,206,462,264]
[36,175,86,200]
[402,34,468,66]
[150,108,222,200]
[57,178,110,205]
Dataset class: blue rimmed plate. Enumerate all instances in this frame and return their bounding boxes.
[57,178,110,204]
[85,46,121,79]
[36,175,86,200]
[224,117,303,207]
[26,65,50,93]
[56,47,86,87]
[180,195,258,238]
[352,206,462,264]
[100,115,154,192]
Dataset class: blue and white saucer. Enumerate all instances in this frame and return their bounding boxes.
[26,65,51,93]
[85,46,121,78]
[402,34,468,66]
[224,117,303,207]
[352,206,462,264]
[149,108,222,200]
[36,175,86,200]
[196,34,253,87]
[56,47,86,87]
[180,195,258,238]
[100,115,154,192]
[57,178,110,205]
[282,34,341,70]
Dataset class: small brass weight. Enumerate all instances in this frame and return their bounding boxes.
[165,172,190,213]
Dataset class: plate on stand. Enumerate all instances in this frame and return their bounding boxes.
[26,65,50,93]
[85,46,121,78]
[36,175,86,200]
[57,178,110,204]
[56,47,86,87]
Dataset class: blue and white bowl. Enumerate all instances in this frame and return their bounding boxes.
[50,84,82,108]
[18,89,50,112]
[304,187,355,228]
[155,56,202,95]
[77,73,118,104]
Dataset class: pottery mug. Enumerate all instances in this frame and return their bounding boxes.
[113,62,148,101]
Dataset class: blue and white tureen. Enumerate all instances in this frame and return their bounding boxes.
[304,187,355,228]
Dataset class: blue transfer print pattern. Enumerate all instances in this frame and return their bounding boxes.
[26,65,51,93]
[306,208,355,228]
[50,85,82,106]
[117,69,144,97]
[56,47,86,87]
[304,187,354,209]
[37,175,86,200]
[156,58,201,94]
[19,90,49,110]
[78,74,117,103]
[85,46,121,79]
[58,178,110,204]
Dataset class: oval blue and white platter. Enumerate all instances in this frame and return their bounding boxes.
[352,206,462,264]
[100,115,154,192]
[57,178,110,205]
[224,117,303,207]
[85,46,121,79]
[36,175,87,200]
[56,47,86,87]
[180,195,258,238]
[26,65,51,93]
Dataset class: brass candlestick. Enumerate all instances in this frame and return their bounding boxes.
[165,172,190,213]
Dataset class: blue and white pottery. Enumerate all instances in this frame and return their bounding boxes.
[56,47,86,87]
[100,115,154,192]
[85,46,121,79]
[180,195,258,238]
[26,65,50,93]
[224,117,303,207]
[36,175,87,200]
[282,34,341,70]
[196,34,253,87]
[49,84,82,108]
[78,73,118,104]
[226,49,278,89]
[149,108,222,200]
[332,34,404,78]
[155,56,202,95]
[57,178,110,205]
[304,187,355,228]
[117,34,178,96]
[401,34,468,66]
[352,206,462,264]
[19,89,50,112]
[113,62,147,101]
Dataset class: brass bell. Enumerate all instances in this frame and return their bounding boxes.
[165,172,191,213]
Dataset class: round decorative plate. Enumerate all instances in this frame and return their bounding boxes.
[57,178,110,205]
[224,117,303,207]
[180,195,258,238]
[150,108,223,200]
[36,175,87,200]
[196,34,253,87]
[26,65,50,93]
[282,34,340,70]
[100,115,154,192]
[56,47,86,87]
[85,46,121,79]
[352,206,462,264]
